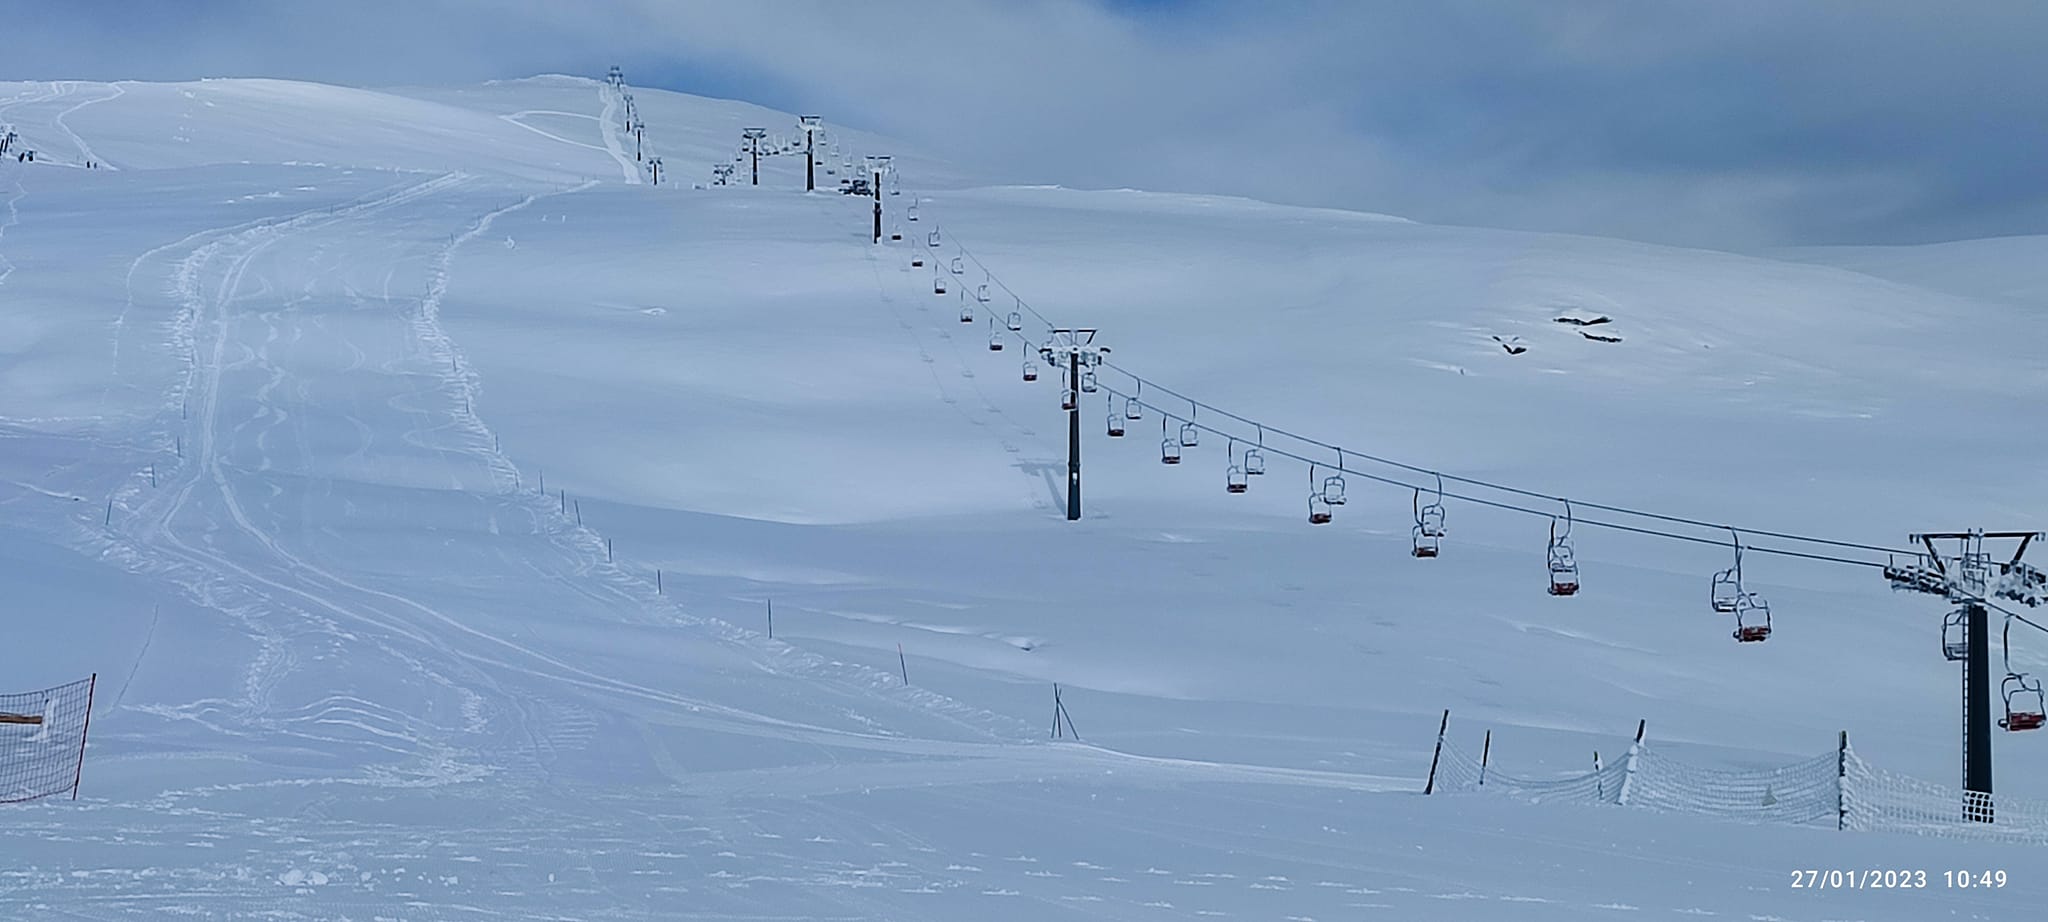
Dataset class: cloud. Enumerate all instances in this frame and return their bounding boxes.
[5,1,2045,248]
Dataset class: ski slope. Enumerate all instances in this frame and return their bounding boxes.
[1,75,2045,920]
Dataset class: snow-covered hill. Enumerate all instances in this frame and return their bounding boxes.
[2,75,2044,920]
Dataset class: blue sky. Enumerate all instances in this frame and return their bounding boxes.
[5,1,2045,249]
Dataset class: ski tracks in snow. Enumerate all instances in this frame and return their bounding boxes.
[594,83,642,184]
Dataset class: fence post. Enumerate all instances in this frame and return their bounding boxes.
[1479,730,1491,786]
[1837,729,1849,831]
[1594,751,1604,801]
[1424,709,1450,794]
[71,674,96,800]
[1618,719,1646,806]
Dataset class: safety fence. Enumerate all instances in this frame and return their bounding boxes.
[0,674,96,804]
[1426,717,2048,845]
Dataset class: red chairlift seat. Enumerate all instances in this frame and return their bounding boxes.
[1734,624,1772,643]
[1226,465,1248,494]
[1161,438,1182,464]
[1106,415,1125,437]
[2000,675,2046,731]
[1022,362,1038,382]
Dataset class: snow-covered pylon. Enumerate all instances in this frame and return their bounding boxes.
[0,674,95,804]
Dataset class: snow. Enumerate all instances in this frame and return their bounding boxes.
[2,75,2046,919]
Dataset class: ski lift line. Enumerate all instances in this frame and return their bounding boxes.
[1100,363,1913,557]
[1099,384,1889,570]
[900,178,1911,562]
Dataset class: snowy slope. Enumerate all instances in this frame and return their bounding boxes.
[1,75,2045,920]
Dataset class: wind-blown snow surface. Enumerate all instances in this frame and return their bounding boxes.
[1,75,2045,919]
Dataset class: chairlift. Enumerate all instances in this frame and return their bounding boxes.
[1124,381,1144,421]
[1006,311,1023,332]
[911,255,925,268]
[934,275,948,296]
[2000,674,2046,731]
[960,303,974,323]
[1022,361,1039,382]
[1546,507,1580,596]
[1732,592,1772,642]
[1106,397,1125,437]
[1416,474,1446,538]
[1179,419,1199,448]
[950,256,965,276]
[976,284,991,303]
[1226,460,1248,495]
[1412,476,1446,558]
[907,202,920,222]
[928,230,941,248]
[1080,370,1100,394]
[988,326,1004,352]
[1309,466,1333,524]
[1712,529,1745,614]
[1322,449,1347,505]
[1039,345,1057,365]
[1943,608,1969,661]
[890,226,903,241]
[1161,418,1183,465]
[1061,388,1077,411]
[1244,425,1266,476]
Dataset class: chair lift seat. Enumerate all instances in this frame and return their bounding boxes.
[1107,418,1124,437]
[2005,711,2046,731]
[1309,510,1332,525]
[1735,625,1772,643]
[1413,545,1439,558]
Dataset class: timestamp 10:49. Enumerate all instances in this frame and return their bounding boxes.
[1789,869,2006,889]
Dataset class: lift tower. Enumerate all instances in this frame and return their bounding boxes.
[1886,530,2045,822]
